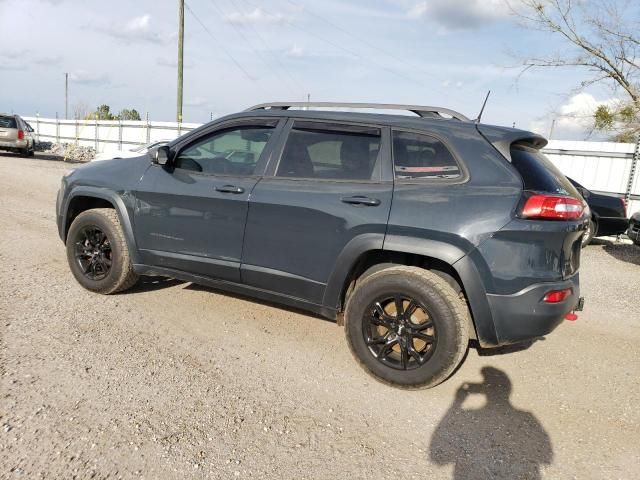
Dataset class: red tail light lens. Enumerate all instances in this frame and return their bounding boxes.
[543,288,572,303]
[620,197,627,217]
[521,194,585,220]
[17,129,24,140]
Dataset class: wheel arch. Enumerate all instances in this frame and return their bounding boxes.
[324,236,498,346]
[62,187,140,264]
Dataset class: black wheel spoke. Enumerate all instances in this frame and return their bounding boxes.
[366,335,388,346]
[377,340,398,361]
[394,295,404,316]
[400,341,409,369]
[408,344,423,364]
[413,332,435,344]
[405,299,418,317]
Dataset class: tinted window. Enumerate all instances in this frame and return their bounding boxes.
[277,124,380,180]
[175,126,273,175]
[392,131,460,179]
[510,145,581,197]
[0,116,17,129]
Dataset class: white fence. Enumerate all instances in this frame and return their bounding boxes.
[544,140,639,217]
[23,115,200,155]
[23,116,639,217]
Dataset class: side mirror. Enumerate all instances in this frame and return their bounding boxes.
[153,145,172,165]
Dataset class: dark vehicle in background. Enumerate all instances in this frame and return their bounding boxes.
[568,177,628,246]
[56,102,587,389]
[0,113,37,157]
[628,212,640,246]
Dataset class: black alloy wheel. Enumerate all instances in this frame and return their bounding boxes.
[73,226,113,281]
[363,295,438,370]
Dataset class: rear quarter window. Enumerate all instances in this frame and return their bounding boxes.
[510,145,581,197]
[0,116,17,129]
[392,131,461,180]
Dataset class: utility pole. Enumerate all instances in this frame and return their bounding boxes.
[65,72,69,120]
[177,0,184,123]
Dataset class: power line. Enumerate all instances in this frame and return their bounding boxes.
[240,0,424,87]
[285,0,427,74]
[184,1,256,82]
[207,0,303,94]
[221,0,305,94]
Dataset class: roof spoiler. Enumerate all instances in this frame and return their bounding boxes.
[476,124,548,161]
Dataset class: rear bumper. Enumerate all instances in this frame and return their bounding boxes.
[596,216,629,237]
[486,275,580,346]
[0,139,26,149]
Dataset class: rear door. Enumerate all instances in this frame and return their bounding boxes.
[133,119,284,282]
[241,119,393,305]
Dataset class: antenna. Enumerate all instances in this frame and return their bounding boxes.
[475,90,491,124]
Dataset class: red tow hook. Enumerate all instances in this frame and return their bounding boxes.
[565,312,578,321]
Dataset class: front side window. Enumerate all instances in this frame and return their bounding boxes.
[174,126,274,175]
[392,131,460,180]
[276,123,381,180]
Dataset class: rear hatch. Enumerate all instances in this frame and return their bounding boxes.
[0,115,18,142]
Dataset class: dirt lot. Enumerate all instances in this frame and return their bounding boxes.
[1,153,639,480]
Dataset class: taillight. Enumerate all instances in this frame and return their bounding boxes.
[17,129,24,140]
[543,288,572,303]
[520,194,585,220]
[620,197,627,217]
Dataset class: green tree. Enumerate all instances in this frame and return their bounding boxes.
[509,0,640,141]
[117,108,141,121]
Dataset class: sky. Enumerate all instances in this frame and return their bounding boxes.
[0,0,632,139]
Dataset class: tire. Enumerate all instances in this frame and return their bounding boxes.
[581,219,596,247]
[66,208,138,294]
[344,266,469,389]
[19,147,29,157]
[28,143,35,157]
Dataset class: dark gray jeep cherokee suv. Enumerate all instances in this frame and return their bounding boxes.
[56,102,587,388]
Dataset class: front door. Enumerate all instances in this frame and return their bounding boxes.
[241,120,393,304]
[133,121,281,282]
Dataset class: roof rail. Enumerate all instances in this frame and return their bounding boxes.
[245,102,470,122]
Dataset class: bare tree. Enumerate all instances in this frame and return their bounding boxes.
[72,100,89,120]
[508,0,639,140]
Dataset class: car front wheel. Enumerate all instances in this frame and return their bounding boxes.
[344,266,469,389]
[66,208,138,294]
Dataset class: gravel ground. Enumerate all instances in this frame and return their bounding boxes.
[1,153,639,479]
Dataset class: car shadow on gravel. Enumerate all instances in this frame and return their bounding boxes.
[430,367,553,479]
[184,283,333,323]
[124,276,186,293]
[592,238,640,266]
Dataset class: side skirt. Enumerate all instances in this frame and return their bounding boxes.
[132,264,338,321]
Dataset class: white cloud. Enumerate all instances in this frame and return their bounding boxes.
[529,93,619,140]
[225,8,291,26]
[98,14,165,44]
[286,43,304,58]
[408,0,509,30]
[69,70,110,86]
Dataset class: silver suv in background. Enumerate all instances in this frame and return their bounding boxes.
[0,114,36,157]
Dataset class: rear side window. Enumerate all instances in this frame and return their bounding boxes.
[392,131,460,180]
[277,123,381,180]
[510,145,580,196]
[0,116,17,129]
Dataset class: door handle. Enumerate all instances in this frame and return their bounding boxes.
[215,185,245,194]
[340,195,381,206]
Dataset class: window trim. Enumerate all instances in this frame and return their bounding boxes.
[265,118,391,184]
[390,128,469,185]
[169,118,284,178]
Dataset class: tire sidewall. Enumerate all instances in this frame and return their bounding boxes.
[345,270,465,388]
[66,211,127,293]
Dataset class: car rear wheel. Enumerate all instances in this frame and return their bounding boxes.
[581,219,596,247]
[66,208,138,294]
[344,266,469,389]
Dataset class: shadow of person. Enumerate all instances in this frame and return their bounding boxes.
[430,367,552,480]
